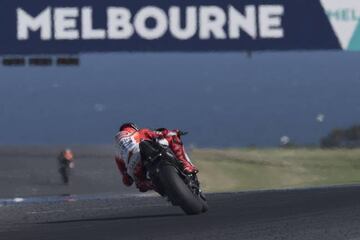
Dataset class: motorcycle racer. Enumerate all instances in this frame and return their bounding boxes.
[114,122,198,192]
[57,149,75,184]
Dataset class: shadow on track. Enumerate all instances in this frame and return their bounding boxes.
[42,213,184,224]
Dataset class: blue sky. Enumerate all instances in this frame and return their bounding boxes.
[0,51,359,147]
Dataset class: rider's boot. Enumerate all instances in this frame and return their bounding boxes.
[170,140,198,174]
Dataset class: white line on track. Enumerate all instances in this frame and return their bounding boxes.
[27,210,66,214]
[0,192,158,206]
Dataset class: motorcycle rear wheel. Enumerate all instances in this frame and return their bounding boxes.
[159,164,204,215]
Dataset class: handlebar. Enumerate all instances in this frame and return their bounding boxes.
[178,131,188,136]
[155,128,189,136]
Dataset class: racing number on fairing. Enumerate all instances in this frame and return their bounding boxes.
[119,132,141,160]
[119,137,135,155]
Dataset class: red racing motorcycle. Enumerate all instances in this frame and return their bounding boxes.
[139,132,208,215]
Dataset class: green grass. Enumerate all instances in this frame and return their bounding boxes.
[191,148,360,192]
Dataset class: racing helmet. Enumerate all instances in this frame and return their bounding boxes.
[63,148,74,160]
[119,122,139,132]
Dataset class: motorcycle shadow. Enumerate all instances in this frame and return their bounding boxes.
[43,213,185,224]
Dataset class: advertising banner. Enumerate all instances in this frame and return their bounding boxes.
[0,0,358,54]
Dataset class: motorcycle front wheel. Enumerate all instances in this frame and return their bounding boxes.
[158,164,205,215]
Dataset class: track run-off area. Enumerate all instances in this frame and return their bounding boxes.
[1,185,360,240]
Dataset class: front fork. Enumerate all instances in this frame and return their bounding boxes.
[179,171,206,201]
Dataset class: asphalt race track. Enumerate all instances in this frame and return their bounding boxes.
[1,185,360,240]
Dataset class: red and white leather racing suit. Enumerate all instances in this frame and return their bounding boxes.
[114,127,197,192]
